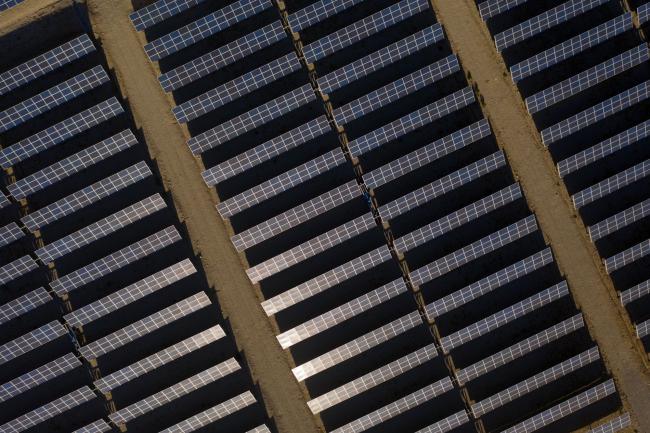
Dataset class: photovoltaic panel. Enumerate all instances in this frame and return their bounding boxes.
[109,359,241,425]
[637,319,650,338]
[0,287,51,325]
[0,386,97,433]
[0,255,38,285]
[78,293,211,361]
[303,0,429,63]
[479,0,528,20]
[416,411,470,433]
[511,13,633,82]
[130,0,208,31]
[0,97,124,169]
[620,278,650,306]
[0,66,109,133]
[50,226,182,297]
[501,380,616,433]
[95,325,226,394]
[0,321,67,366]
[0,191,9,209]
[639,3,650,26]
[0,0,23,11]
[0,34,95,97]
[188,84,315,155]
[145,0,271,61]
[587,413,631,433]
[247,426,272,433]
[159,21,286,92]
[589,198,650,242]
[542,81,650,146]
[605,239,650,273]
[72,419,112,433]
[21,161,153,232]
[288,0,366,32]
[349,87,476,156]
[307,343,438,414]
[333,56,461,126]
[526,44,649,114]
[318,24,445,94]
[0,222,24,248]
[0,353,80,403]
[8,129,138,200]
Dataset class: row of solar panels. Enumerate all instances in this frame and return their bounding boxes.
[475,0,650,358]
[0,27,271,432]
[130,0,628,432]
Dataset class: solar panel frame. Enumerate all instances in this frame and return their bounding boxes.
[0,191,10,209]
[587,413,631,433]
[130,0,208,31]
[604,238,650,273]
[415,410,470,433]
[0,320,67,366]
[620,278,650,306]
[637,319,650,338]
[0,0,23,11]
[639,2,650,26]
[0,254,39,285]
[0,221,24,248]
[288,0,365,32]
[0,286,51,325]
[478,0,528,20]
[72,419,113,433]
[247,426,272,433]
[589,198,650,242]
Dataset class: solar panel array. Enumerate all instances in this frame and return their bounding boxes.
[475,0,650,356]
[0,21,271,432]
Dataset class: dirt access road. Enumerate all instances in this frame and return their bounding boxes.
[428,0,650,431]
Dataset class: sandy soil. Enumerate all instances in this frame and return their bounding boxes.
[82,1,322,432]
[428,1,650,431]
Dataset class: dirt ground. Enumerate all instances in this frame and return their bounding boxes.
[429,0,650,431]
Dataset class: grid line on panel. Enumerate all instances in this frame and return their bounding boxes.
[415,411,470,433]
[0,287,51,325]
[145,0,271,61]
[501,380,616,433]
[0,66,109,133]
[637,319,650,338]
[0,34,95,96]
[349,87,476,156]
[587,413,631,433]
[159,21,286,92]
[0,255,38,285]
[457,314,584,385]
[511,13,633,82]
[174,53,301,123]
[35,194,167,263]
[318,24,444,94]
[620,279,650,305]
[494,0,608,51]
[130,0,208,31]
[79,293,210,360]
[72,419,113,433]
[292,310,422,382]
[303,0,429,63]
[605,238,650,273]
[0,320,67,366]
[0,97,124,169]
[51,226,182,296]
[479,0,528,20]
[21,161,153,232]
[109,359,241,425]
[307,343,438,414]
[589,198,650,242]
[64,259,195,329]
[9,129,138,200]
[261,245,392,316]
[0,222,24,248]
[573,159,650,209]
[288,0,364,32]
[188,84,315,155]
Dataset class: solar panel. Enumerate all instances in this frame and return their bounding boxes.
[501,379,616,433]
[0,221,24,248]
[589,198,650,242]
[349,87,476,156]
[204,115,331,185]
[261,244,392,316]
[130,0,208,31]
[478,0,528,20]
[0,0,23,11]
[0,255,38,285]
[159,391,257,433]
[247,426,272,433]
[620,278,650,306]
[511,13,633,82]
[79,292,210,361]
[159,21,286,92]
[216,149,345,218]
[277,278,406,349]
[0,97,124,169]
[639,2,650,26]
[35,194,167,264]
[95,325,225,394]
[542,80,650,146]
[72,419,113,433]
[188,84,315,155]
[572,159,650,209]
[303,0,429,62]
[333,56,460,126]
[318,24,445,94]
[0,34,95,97]
[557,119,650,177]
[0,66,109,133]
[494,0,608,51]
[526,44,649,115]
[292,310,422,382]
[457,314,584,385]
[415,411,470,433]
[363,119,492,189]
[637,319,650,338]
[232,180,361,252]
[307,343,438,414]
[50,226,182,297]
[0,287,51,325]
[21,161,153,232]
[587,413,631,433]
[472,346,599,417]
[288,0,364,32]
[0,190,10,209]
[8,129,138,200]
[604,238,650,274]
[0,386,97,433]
[425,248,554,321]
[109,359,241,425]
[0,320,67,366]
[64,259,196,329]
